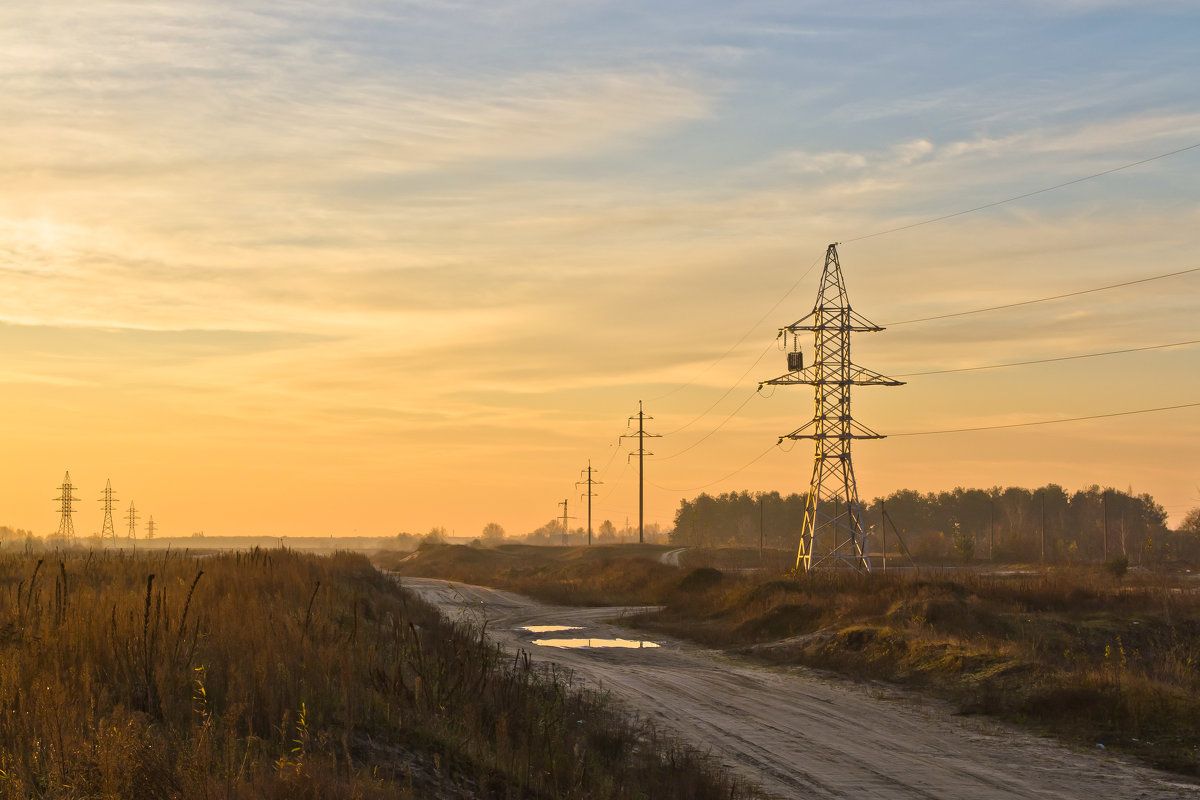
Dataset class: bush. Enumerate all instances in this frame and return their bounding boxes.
[1104,554,1130,579]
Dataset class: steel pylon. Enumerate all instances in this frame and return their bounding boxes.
[53,471,79,540]
[761,244,902,573]
[99,479,118,540]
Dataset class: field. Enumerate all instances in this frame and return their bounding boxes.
[0,548,753,799]
[386,543,1200,776]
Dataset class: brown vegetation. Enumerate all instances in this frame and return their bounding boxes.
[639,567,1200,775]
[0,548,754,799]
[390,544,1200,776]
[379,543,681,607]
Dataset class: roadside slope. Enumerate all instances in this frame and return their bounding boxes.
[401,577,1200,800]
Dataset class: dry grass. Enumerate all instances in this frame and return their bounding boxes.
[0,548,756,799]
[632,567,1200,775]
[379,543,681,607]
[387,545,1200,776]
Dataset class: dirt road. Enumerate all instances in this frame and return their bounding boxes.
[400,577,1199,800]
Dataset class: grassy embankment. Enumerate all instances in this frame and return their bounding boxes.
[377,543,682,606]
[0,548,756,799]
[387,544,1200,776]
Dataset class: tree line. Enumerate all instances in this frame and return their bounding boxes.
[669,485,1196,565]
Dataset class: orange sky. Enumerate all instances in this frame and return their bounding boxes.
[2,2,1198,538]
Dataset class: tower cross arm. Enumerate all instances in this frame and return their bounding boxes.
[761,364,905,387]
[782,309,884,334]
[778,419,887,442]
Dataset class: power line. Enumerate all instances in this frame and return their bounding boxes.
[896,338,1200,377]
[649,253,824,403]
[891,401,1200,437]
[886,266,1200,326]
[651,440,781,493]
[598,438,624,475]
[595,456,630,506]
[651,141,1199,412]
[651,276,1196,466]
[845,141,1200,243]
[662,338,776,437]
[660,386,762,460]
[651,330,1198,467]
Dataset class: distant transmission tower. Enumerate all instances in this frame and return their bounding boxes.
[99,479,118,541]
[761,244,903,573]
[619,401,660,544]
[146,516,157,539]
[557,499,575,546]
[576,460,603,545]
[126,501,140,541]
[53,471,80,540]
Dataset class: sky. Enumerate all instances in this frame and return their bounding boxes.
[2,0,1198,539]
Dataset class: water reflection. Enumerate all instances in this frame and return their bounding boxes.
[520,625,582,633]
[531,638,660,649]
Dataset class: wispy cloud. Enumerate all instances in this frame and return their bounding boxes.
[1,0,1198,534]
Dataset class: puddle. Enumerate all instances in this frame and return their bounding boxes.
[531,638,660,649]
[520,625,582,633]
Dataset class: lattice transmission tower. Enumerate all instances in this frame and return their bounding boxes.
[99,479,118,541]
[53,471,80,540]
[126,501,140,541]
[761,243,902,573]
[557,499,575,546]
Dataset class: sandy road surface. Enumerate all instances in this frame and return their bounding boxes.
[400,577,1199,800]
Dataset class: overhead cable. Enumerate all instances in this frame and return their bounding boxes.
[650,441,781,493]
[885,267,1200,326]
[896,338,1200,377]
[844,141,1200,244]
[662,339,776,436]
[659,387,762,460]
[648,253,823,403]
[891,401,1200,437]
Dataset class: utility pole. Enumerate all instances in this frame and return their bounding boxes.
[1101,493,1108,562]
[99,479,118,541]
[53,471,79,540]
[576,461,602,546]
[880,500,887,571]
[1040,493,1046,565]
[989,500,995,562]
[759,495,764,561]
[761,244,902,573]
[620,401,660,544]
[558,499,575,547]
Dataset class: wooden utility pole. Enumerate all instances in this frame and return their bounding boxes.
[1040,493,1046,565]
[989,500,995,561]
[759,495,764,561]
[620,402,660,544]
[576,461,602,546]
[1102,493,1108,562]
[881,500,887,571]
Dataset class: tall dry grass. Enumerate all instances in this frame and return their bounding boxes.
[0,548,755,799]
